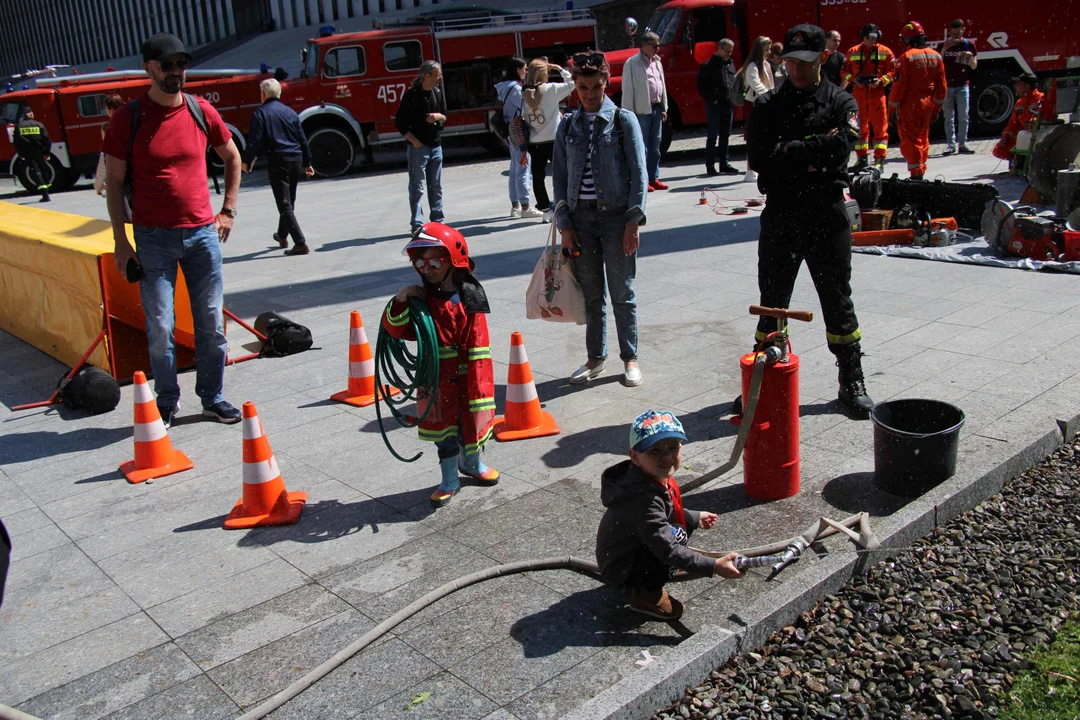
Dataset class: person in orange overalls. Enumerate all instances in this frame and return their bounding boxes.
[992,74,1044,163]
[888,22,947,180]
[382,222,499,507]
[842,24,895,171]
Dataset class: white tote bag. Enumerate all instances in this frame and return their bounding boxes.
[525,223,586,324]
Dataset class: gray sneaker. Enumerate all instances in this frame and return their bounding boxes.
[202,401,242,424]
[942,145,956,156]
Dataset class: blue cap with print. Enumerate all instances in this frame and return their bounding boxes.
[629,410,688,452]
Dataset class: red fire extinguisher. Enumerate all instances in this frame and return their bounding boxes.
[732,305,813,501]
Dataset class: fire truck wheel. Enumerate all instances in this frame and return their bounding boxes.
[308,127,355,178]
[971,71,1016,137]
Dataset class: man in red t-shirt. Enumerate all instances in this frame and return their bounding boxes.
[103,32,243,427]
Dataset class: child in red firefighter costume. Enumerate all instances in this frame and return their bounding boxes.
[841,24,895,171]
[595,410,742,620]
[381,222,499,507]
[888,22,947,180]
[992,73,1045,164]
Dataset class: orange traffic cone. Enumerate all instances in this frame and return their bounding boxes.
[494,332,560,441]
[224,402,307,530]
[120,371,194,484]
[330,311,400,407]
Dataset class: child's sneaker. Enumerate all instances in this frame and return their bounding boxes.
[628,589,684,621]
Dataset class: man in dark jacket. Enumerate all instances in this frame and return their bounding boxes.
[822,31,845,86]
[242,78,314,255]
[14,109,52,201]
[596,410,742,621]
[396,60,447,234]
[696,39,739,176]
[746,23,873,418]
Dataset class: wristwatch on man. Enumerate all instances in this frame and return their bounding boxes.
[220,207,237,218]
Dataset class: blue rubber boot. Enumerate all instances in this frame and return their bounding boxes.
[431,456,461,507]
[459,448,499,485]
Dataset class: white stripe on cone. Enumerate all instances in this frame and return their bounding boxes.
[243,456,282,485]
[350,327,369,345]
[506,382,539,404]
[133,381,154,404]
[350,359,375,379]
[509,343,529,366]
[242,416,263,441]
[134,420,167,443]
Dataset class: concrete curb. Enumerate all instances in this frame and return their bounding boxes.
[564,415,1078,720]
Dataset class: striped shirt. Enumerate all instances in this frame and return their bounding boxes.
[579,112,597,200]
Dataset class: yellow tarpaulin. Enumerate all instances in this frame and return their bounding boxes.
[0,202,196,379]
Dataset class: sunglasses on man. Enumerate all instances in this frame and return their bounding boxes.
[155,59,190,72]
[572,52,606,69]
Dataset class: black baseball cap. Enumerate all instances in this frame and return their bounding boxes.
[781,24,827,62]
[141,33,192,63]
[1012,73,1038,86]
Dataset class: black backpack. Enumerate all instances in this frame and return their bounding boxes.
[491,86,511,140]
[58,365,121,415]
[255,311,314,357]
[125,93,209,197]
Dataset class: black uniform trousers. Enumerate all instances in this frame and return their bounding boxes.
[267,157,306,245]
[24,155,51,196]
[528,141,555,211]
[755,195,860,348]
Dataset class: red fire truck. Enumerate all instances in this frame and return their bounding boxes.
[604,0,1078,148]
[0,9,598,187]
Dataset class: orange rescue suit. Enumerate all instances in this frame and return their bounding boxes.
[842,42,896,160]
[889,46,947,178]
[992,89,1044,160]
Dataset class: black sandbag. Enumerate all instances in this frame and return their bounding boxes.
[59,366,121,414]
[877,174,999,230]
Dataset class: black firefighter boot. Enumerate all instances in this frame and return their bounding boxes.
[849,155,869,173]
[834,343,874,418]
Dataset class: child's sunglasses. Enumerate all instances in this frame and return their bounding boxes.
[413,257,445,270]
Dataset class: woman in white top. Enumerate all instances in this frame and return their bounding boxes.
[522,58,573,220]
[738,36,773,183]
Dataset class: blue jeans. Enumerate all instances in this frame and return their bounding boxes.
[571,204,638,362]
[635,104,664,184]
[943,85,970,148]
[705,102,733,170]
[134,223,227,409]
[509,146,531,206]
[407,143,444,230]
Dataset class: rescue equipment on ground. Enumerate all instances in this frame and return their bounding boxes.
[254,311,313,357]
[981,199,1079,260]
[374,296,441,462]
[877,174,1000,230]
[493,332,559,441]
[330,310,399,407]
[224,401,307,529]
[119,371,193,484]
[57,365,120,415]
[698,187,766,216]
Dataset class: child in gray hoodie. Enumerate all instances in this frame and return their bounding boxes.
[596,410,742,620]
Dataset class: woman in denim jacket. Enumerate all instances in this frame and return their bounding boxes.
[553,53,648,387]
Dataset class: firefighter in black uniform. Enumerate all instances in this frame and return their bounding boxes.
[745,23,873,417]
[14,110,52,202]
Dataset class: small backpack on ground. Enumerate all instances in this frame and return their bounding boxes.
[255,311,314,357]
[58,365,121,415]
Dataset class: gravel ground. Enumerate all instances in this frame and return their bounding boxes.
[655,440,1080,720]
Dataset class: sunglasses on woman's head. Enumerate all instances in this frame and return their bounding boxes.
[156,59,190,72]
[573,52,606,69]
[413,257,445,270]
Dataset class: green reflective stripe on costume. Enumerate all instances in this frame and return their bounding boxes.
[755,329,769,341]
[385,303,410,327]
[469,397,496,412]
[458,362,468,375]
[438,346,459,359]
[418,425,459,442]
[465,426,494,453]
[826,328,862,345]
[467,346,491,360]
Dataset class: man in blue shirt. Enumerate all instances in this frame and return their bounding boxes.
[242,78,314,255]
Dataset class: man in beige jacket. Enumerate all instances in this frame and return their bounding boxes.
[621,32,668,190]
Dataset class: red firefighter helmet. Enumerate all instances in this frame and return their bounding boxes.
[404,222,474,270]
[900,22,925,41]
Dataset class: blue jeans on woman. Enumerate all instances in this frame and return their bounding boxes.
[571,203,638,362]
[134,223,227,410]
[509,146,531,207]
[407,143,444,231]
[635,103,664,184]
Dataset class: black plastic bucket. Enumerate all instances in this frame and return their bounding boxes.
[871,399,965,497]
